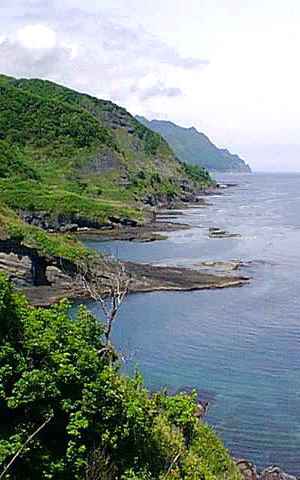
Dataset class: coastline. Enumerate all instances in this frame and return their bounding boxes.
[1,184,251,307]
[1,178,298,478]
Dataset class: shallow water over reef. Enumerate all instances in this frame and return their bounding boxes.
[84,173,300,474]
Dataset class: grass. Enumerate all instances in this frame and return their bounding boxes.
[0,178,143,224]
[0,201,94,263]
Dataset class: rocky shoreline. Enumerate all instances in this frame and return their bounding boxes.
[17,188,211,235]
[0,183,251,306]
[75,218,190,242]
[1,183,254,305]
[236,460,297,480]
[0,252,249,307]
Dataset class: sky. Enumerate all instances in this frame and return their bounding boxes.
[1,0,300,171]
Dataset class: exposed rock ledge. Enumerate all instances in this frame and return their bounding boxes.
[0,253,249,307]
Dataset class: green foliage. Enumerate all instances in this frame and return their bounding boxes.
[0,83,114,153]
[0,178,142,224]
[0,276,241,480]
[0,140,38,180]
[121,468,153,480]
[134,122,163,155]
[182,163,211,184]
[128,171,178,199]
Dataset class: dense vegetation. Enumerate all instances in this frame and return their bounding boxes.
[136,117,251,173]
[0,274,241,480]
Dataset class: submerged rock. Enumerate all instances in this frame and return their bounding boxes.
[209,227,241,238]
[199,260,242,272]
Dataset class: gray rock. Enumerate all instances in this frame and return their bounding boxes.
[59,224,78,233]
[236,459,258,480]
[194,401,209,419]
[260,466,297,480]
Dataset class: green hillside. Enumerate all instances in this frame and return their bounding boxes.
[0,75,212,233]
[0,75,212,229]
[0,73,214,272]
[136,117,251,173]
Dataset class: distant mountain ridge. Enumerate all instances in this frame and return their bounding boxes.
[136,116,251,173]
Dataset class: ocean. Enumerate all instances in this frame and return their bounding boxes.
[83,173,300,474]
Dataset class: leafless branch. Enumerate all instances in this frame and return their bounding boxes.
[77,258,130,354]
[162,451,182,480]
[0,414,53,480]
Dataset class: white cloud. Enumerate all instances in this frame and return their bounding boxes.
[0,6,207,107]
[17,24,57,50]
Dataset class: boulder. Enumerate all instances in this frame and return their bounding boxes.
[194,401,209,419]
[236,459,258,480]
[199,260,241,272]
[59,224,78,233]
[260,466,297,480]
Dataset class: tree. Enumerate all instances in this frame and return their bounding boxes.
[77,257,130,358]
[0,273,241,480]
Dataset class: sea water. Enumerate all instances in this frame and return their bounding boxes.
[83,173,300,473]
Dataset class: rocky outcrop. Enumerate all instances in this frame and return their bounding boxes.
[198,260,242,271]
[209,227,241,239]
[236,461,297,480]
[19,210,140,233]
[260,466,297,480]
[143,188,208,209]
[0,249,250,306]
[236,459,258,480]
[0,239,77,286]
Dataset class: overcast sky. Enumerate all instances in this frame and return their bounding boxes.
[1,0,300,171]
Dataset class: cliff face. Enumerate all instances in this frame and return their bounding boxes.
[136,116,251,173]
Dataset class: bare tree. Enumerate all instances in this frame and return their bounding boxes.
[77,257,130,358]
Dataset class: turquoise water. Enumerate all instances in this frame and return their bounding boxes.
[84,173,300,473]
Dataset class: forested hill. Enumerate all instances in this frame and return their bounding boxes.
[136,116,251,173]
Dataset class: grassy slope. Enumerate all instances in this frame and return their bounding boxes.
[4,77,211,198]
[0,77,142,222]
